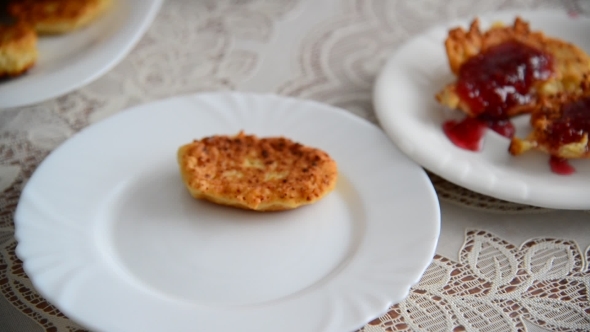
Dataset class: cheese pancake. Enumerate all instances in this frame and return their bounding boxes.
[0,22,37,77]
[8,0,112,34]
[510,81,590,159]
[436,17,590,118]
[177,132,338,211]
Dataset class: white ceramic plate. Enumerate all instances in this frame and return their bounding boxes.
[374,10,590,210]
[0,0,162,109]
[15,93,440,332]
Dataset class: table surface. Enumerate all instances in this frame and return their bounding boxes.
[1,0,590,331]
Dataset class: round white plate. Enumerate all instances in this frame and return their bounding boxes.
[374,10,590,210]
[0,0,162,109]
[15,93,440,332]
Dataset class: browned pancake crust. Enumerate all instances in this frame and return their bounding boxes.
[509,80,590,159]
[0,21,37,77]
[436,17,590,117]
[177,132,338,211]
[8,0,112,34]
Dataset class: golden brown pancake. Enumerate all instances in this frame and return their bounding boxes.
[177,132,338,211]
[8,0,112,34]
[436,17,590,117]
[0,21,37,77]
[510,80,590,159]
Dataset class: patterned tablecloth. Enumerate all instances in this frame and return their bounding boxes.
[1,0,590,331]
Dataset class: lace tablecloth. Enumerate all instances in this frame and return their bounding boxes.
[1,0,590,331]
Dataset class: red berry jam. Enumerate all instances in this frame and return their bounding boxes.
[443,116,516,152]
[479,115,516,138]
[543,95,590,175]
[545,96,590,148]
[456,40,553,119]
[549,156,575,175]
[443,118,486,151]
[444,40,553,151]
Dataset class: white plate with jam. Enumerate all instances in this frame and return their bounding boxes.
[15,93,440,332]
[374,10,590,210]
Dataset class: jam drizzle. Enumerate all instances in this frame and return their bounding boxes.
[455,40,553,118]
[444,40,553,152]
[545,96,590,148]
[549,156,575,175]
[544,95,590,175]
[443,118,486,151]
[443,117,515,152]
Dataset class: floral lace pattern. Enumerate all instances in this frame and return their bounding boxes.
[1,0,590,331]
[362,230,590,332]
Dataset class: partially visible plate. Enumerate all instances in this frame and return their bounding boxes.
[0,0,163,109]
[15,93,440,332]
[374,10,590,210]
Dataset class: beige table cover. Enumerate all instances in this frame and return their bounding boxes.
[1,0,589,331]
